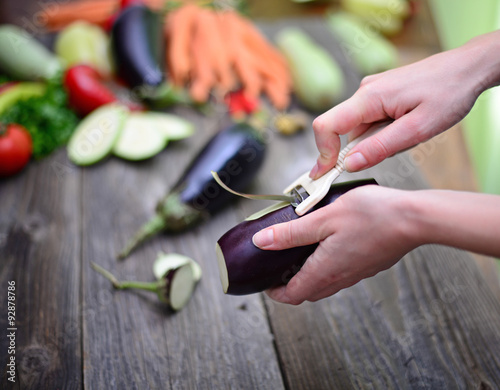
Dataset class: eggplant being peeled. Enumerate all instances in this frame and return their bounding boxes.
[119,121,266,259]
[111,5,164,91]
[216,179,378,295]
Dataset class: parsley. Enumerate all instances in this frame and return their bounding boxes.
[0,74,79,159]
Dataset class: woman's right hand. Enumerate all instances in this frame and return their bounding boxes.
[309,30,500,179]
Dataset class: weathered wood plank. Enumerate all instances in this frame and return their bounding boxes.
[0,151,82,389]
[80,109,284,389]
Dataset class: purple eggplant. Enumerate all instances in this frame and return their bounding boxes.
[111,5,191,107]
[118,121,266,259]
[216,179,378,295]
[111,5,163,90]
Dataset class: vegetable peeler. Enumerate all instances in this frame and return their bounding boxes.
[284,121,389,216]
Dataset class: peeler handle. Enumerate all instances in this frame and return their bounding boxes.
[284,121,390,216]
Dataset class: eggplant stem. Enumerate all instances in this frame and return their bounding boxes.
[91,262,161,293]
[118,214,166,260]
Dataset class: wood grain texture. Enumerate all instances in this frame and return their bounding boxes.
[80,109,284,389]
[0,152,82,389]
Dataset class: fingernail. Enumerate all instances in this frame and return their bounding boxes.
[309,163,319,179]
[252,229,274,249]
[345,152,368,172]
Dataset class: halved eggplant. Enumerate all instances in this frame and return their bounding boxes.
[216,178,378,295]
[91,253,202,311]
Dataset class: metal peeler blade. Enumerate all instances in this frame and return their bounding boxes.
[284,121,390,216]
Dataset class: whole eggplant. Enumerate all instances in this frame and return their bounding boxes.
[111,5,192,106]
[111,5,163,91]
[216,178,378,295]
[118,121,267,259]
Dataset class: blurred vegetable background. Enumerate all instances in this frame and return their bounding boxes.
[0,0,408,176]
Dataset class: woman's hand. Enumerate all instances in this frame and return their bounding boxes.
[310,30,500,179]
[252,185,422,304]
[253,183,500,304]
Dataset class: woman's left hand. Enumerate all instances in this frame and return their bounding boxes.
[252,185,421,304]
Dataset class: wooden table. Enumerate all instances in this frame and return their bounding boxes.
[1,7,500,390]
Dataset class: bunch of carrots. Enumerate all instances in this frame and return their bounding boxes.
[164,3,292,109]
[44,0,292,110]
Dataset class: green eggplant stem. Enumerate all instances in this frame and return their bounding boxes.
[118,214,166,260]
[91,262,161,293]
[140,83,192,108]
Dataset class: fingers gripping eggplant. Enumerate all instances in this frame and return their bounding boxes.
[216,179,378,295]
[118,121,266,259]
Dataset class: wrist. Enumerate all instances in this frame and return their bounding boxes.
[396,190,434,248]
[460,30,500,93]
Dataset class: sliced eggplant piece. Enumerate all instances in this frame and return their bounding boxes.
[153,252,202,282]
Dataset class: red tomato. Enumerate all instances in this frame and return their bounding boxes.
[64,65,118,116]
[64,65,144,116]
[0,124,33,177]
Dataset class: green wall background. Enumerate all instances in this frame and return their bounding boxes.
[429,0,500,194]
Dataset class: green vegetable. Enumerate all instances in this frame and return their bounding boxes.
[0,74,14,84]
[275,27,344,112]
[341,0,410,36]
[0,82,46,115]
[142,112,195,141]
[112,111,194,161]
[326,11,399,75]
[0,25,62,81]
[112,112,168,161]
[67,103,128,166]
[0,76,79,159]
[55,21,114,77]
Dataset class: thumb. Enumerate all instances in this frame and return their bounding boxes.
[252,211,330,250]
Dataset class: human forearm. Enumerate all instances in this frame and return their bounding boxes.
[406,190,500,257]
[463,29,500,91]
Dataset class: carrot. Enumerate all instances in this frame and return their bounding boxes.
[262,74,291,111]
[223,9,293,104]
[189,8,218,102]
[43,0,166,31]
[233,12,289,70]
[44,0,117,30]
[233,51,262,99]
[209,10,235,94]
[165,3,200,86]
